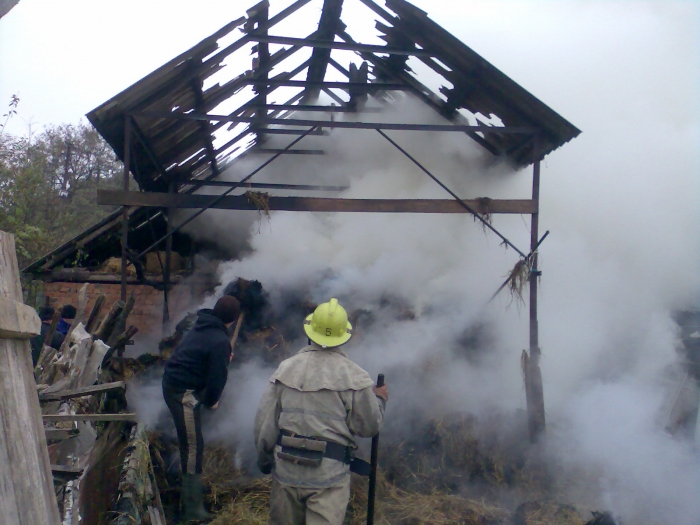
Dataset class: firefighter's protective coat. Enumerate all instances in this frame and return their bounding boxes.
[254,344,385,489]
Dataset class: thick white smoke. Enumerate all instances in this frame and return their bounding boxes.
[128,2,700,523]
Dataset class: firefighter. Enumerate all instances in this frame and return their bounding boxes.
[254,298,388,525]
[162,295,240,522]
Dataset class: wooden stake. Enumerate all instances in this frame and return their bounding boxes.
[85,294,106,334]
[107,293,135,350]
[94,301,124,343]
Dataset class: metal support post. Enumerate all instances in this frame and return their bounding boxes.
[120,117,132,302]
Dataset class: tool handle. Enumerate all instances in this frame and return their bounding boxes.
[367,373,384,525]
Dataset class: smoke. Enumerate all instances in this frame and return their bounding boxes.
[127,2,700,523]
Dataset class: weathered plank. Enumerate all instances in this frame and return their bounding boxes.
[111,424,165,525]
[39,381,125,402]
[0,295,41,339]
[42,413,137,422]
[97,191,537,214]
[0,231,61,525]
[50,465,84,475]
[44,428,80,441]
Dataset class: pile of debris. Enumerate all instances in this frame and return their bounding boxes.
[35,283,165,525]
[148,425,613,525]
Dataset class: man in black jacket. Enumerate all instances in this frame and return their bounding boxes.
[162,295,240,522]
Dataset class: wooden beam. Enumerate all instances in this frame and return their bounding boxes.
[249,148,325,155]
[39,381,125,402]
[0,231,61,525]
[135,110,534,133]
[44,428,80,441]
[181,181,347,191]
[251,35,430,56]
[97,190,536,214]
[42,414,137,422]
[305,0,345,101]
[0,295,41,340]
[50,465,83,475]
[242,104,382,113]
[260,128,329,136]
[48,269,185,285]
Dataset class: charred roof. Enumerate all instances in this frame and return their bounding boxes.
[87,0,580,194]
[25,0,580,276]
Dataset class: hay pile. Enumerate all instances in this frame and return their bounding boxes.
[147,280,603,524]
[160,412,597,525]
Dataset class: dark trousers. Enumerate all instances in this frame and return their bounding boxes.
[163,381,204,475]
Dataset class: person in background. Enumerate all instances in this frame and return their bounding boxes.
[255,298,388,525]
[29,306,65,366]
[162,295,241,522]
[56,304,76,336]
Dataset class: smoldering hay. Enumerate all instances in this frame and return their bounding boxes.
[129,4,700,523]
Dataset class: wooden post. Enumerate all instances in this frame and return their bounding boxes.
[163,181,174,331]
[525,133,546,442]
[0,231,61,524]
[121,117,132,302]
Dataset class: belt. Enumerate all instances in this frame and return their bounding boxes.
[276,430,371,476]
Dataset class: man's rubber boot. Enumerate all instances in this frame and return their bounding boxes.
[181,473,213,522]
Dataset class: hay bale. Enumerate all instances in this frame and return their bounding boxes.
[145,251,184,275]
[99,257,136,276]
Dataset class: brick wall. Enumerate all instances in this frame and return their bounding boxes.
[43,281,199,341]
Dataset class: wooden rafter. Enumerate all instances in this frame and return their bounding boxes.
[304,0,345,102]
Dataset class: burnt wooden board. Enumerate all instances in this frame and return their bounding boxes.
[97,190,537,215]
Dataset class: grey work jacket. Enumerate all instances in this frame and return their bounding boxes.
[254,344,385,488]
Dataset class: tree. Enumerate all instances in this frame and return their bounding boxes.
[0,98,124,269]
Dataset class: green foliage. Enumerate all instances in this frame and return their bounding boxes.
[0,101,124,269]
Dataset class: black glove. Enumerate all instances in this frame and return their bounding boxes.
[258,451,274,475]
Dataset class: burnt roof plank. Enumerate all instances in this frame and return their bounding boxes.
[384,0,580,158]
[338,30,502,156]
[97,190,537,215]
[304,0,345,102]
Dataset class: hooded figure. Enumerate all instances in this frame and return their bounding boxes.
[56,304,76,335]
[255,298,388,525]
[162,295,240,522]
[29,306,64,366]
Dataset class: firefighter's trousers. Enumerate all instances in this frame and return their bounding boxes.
[269,476,351,525]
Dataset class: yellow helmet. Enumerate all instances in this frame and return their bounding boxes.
[304,298,353,348]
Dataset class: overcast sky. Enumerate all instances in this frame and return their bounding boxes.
[1,0,697,138]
